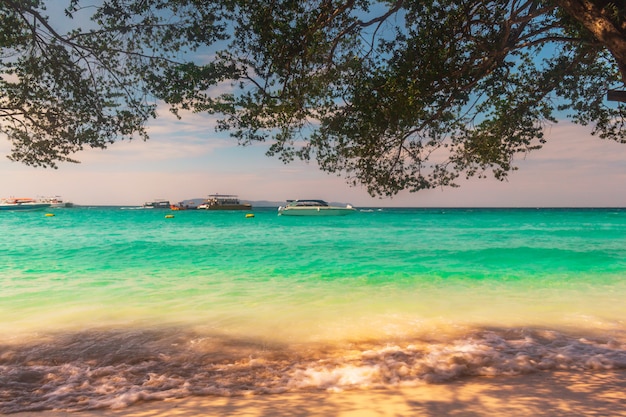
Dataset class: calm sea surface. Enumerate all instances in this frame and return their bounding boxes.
[1,206,626,412]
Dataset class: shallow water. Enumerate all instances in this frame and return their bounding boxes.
[1,207,626,412]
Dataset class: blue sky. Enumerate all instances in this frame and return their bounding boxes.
[2,104,626,207]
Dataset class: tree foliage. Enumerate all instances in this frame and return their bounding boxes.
[0,0,227,167]
[1,0,625,196]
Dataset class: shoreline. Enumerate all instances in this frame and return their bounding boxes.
[12,370,626,417]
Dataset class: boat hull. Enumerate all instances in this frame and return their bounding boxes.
[198,204,252,211]
[0,203,51,211]
[278,207,355,216]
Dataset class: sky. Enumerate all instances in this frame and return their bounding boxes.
[2,106,626,207]
[2,3,626,208]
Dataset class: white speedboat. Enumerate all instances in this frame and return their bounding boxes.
[0,198,51,211]
[277,200,356,216]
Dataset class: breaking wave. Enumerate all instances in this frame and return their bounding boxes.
[2,326,626,413]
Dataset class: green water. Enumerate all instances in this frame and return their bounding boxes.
[1,207,626,412]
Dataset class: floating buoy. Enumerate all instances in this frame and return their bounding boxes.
[45,213,55,217]
[245,213,254,218]
[165,214,174,219]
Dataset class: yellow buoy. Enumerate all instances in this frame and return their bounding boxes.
[45,213,55,217]
[165,214,174,219]
[245,213,254,218]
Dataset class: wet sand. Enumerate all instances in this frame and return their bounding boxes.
[12,370,626,417]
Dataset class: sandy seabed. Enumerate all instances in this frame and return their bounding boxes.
[12,370,626,417]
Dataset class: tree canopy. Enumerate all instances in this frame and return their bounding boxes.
[1,0,625,196]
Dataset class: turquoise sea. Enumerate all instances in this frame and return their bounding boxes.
[1,206,626,412]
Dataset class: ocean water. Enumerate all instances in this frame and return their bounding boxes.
[1,206,626,412]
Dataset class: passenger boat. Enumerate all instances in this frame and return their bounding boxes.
[142,199,171,209]
[197,194,252,210]
[39,196,73,208]
[277,200,356,216]
[170,202,195,210]
[0,198,51,211]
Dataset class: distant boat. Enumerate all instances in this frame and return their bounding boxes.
[0,198,51,211]
[196,194,252,210]
[170,199,201,210]
[39,196,73,208]
[277,200,356,216]
[143,199,171,209]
